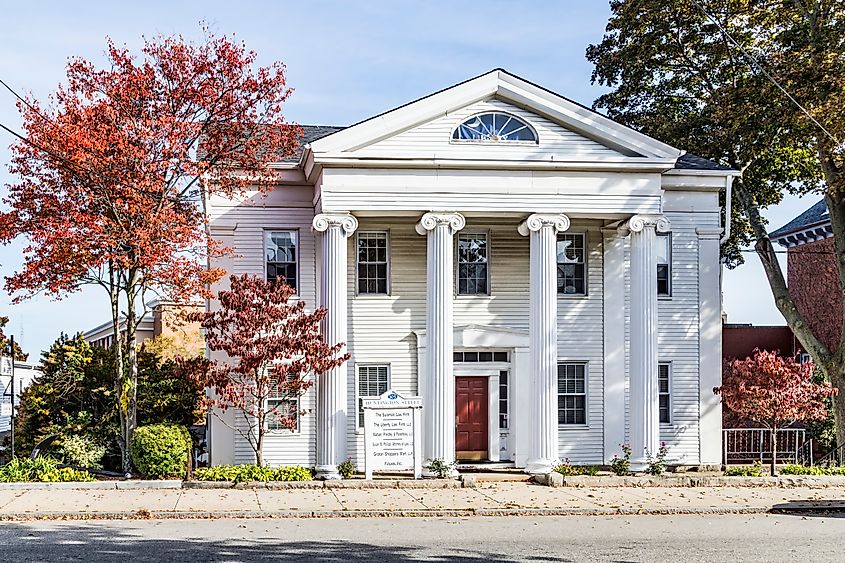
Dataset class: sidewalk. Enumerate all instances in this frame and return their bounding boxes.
[1,482,844,519]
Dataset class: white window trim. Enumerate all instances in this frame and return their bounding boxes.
[455,229,492,297]
[557,361,589,427]
[657,232,672,299]
[264,228,300,296]
[557,231,589,298]
[355,230,391,296]
[659,361,672,425]
[355,363,391,432]
[450,111,539,145]
[264,396,301,435]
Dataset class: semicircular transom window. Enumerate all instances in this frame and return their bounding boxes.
[452,112,538,143]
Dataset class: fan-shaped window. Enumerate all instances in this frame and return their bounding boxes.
[452,112,538,143]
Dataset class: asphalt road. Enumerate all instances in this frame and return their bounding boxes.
[1,513,843,562]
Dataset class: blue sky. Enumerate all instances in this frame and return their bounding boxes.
[0,0,811,356]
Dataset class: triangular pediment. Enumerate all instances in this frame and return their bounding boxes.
[308,69,682,164]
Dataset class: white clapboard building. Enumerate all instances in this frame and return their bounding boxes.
[206,69,737,477]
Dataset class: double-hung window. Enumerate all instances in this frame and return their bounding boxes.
[266,231,298,292]
[659,363,671,424]
[266,370,299,432]
[457,233,489,295]
[657,234,671,296]
[499,370,509,430]
[357,365,389,427]
[557,233,586,295]
[557,363,587,425]
[357,232,389,294]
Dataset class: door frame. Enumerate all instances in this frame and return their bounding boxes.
[453,364,502,462]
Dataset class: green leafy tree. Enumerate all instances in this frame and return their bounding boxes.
[588,0,845,445]
[15,333,204,469]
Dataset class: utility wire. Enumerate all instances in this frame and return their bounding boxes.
[690,0,841,147]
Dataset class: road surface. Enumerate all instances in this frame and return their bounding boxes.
[1,513,842,562]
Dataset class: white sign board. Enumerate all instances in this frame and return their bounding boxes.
[362,390,423,480]
[0,402,10,417]
[0,357,10,377]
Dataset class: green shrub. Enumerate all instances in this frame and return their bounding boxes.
[779,464,845,476]
[193,464,313,483]
[337,458,356,479]
[610,444,632,476]
[553,461,600,477]
[0,457,94,482]
[724,462,766,477]
[129,423,191,479]
[425,458,457,478]
[61,434,106,469]
[645,442,669,476]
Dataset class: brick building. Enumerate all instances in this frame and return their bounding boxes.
[770,199,839,352]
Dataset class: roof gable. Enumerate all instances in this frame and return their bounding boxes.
[308,69,683,162]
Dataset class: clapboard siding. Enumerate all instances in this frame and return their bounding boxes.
[353,98,623,160]
[209,201,319,467]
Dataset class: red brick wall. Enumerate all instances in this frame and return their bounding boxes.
[788,237,841,352]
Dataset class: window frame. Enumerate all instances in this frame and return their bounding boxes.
[450,111,539,145]
[264,229,300,295]
[657,233,672,298]
[658,362,672,425]
[557,361,589,426]
[355,363,391,430]
[498,369,509,431]
[455,230,491,297]
[355,230,391,296]
[556,231,588,297]
[264,366,301,434]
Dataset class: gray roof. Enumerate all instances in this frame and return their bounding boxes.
[769,199,829,239]
[278,125,345,162]
[674,153,733,171]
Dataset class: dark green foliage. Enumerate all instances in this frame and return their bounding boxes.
[807,370,837,455]
[14,333,204,470]
[129,423,192,479]
[193,464,313,483]
[779,464,845,476]
[337,458,357,479]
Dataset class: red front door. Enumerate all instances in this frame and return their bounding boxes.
[455,377,488,460]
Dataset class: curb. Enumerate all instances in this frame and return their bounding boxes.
[1,504,842,521]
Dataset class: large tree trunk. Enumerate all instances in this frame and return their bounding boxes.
[121,270,140,476]
[108,263,129,476]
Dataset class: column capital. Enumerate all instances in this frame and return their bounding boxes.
[517,213,570,237]
[312,213,359,237]
[626,214,671,234]
[415,212,466,236]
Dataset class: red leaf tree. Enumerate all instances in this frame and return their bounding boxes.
[184,274,349,466]
[716,350,836,475]
[0,29,301,471]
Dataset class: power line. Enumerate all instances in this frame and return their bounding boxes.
[690,0,841,147]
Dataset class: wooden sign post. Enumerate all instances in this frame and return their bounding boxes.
[362,390,423,480]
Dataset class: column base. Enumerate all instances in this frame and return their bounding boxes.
[524,458,560,475]
[629,459,648,473]
[314,464,342,480]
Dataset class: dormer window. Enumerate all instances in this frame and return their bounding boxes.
[452,112,538,143]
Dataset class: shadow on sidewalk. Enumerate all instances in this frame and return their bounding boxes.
[0,521,573,563]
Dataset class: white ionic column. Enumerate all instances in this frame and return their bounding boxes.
[518,213,570,474]
[627,214,670,472]
[312,213,358,479]
[415,212,465,471]
[602,226,626,464]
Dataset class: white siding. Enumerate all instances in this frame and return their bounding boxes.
[352,98,624,160]
[209,193,319,467]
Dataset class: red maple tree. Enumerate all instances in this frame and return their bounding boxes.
[0,29,301,471]
[716,350,836,475]
[184,274,349,466]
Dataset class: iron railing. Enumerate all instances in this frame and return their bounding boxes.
[722,428,807,465]
[816,443,845,467]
